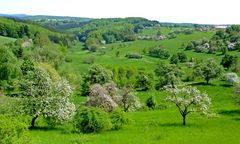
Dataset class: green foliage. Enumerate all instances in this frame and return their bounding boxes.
[0,20,30,38]
[85,37,100,52]
[125,53,143,59]
[0,115,31,144]
[145,96,157,110]
[34,31,50,47]
[147,46,170,59]
[0,46,21,82]
[170,54,179,64]
[9,44,23,58]
[170,52,187,64]
[111,66,136,88]
[155,63,182,88]
[177,52,187,62]
[81,64,113,95]
[24,43,65,68]
[135,71,153,91]
[73,107,112,133]
[220,54,238,70]
[83,56,96,64]
[20,59,35,75]
[193,59,223,84]
[110,109,129,130]
[185,42,195,50]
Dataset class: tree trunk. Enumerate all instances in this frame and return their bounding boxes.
[30,115,39,128]
[171,81,174,88]
[206,78,209,84]
[182,115,186,126]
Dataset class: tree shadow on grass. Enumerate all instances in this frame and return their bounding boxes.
[234,118,240,121]
[220,84,233,88]
[158,123,198,128]
[219,110,240,117]
[29,126,64,132]
[189,82,215,86]
[216,53,224,56]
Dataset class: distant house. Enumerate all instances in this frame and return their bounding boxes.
[212,26,228,30]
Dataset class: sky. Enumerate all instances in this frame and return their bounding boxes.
[0,0,240,24]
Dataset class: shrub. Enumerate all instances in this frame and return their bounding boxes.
[0,115,31,144]
[81,64,113,95]
[65,57,72,63]
[170,54,179,64]
[221,54,238,70]
[125,53,143,59]
[170,52,187,64]
[73,107,112,133]
[148,46,170,59]
[110,109,129,130]
[83,56,96,64]
[185,42,195,50]
[146,96,157,110]
[177,52,187,62]
[135,72,153,91]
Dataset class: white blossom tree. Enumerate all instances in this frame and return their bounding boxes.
[225,73,239,85]
[166,86,211,125]
[20,67,75,128]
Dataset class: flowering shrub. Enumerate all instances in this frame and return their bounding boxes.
[86,82,141,112]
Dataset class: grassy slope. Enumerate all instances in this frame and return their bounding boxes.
[32,30,240,143]
[0,35,16,45]
[60,30,215,73]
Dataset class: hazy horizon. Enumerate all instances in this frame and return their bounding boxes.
[1,0,240,25]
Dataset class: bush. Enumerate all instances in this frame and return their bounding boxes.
[125,53,143,59]
[135,72,153,91]
[73,107,112,133]
[83,56,96,64]
[110,109,129,130]
[81,64,113,95]
[0,115,31,144]
[148,46,170,59]
[146,96,157,110]
[65,57,72,63]
[177,52,187,62]
[185,42,195,50]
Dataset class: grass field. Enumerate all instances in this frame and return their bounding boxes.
[30,82,240,144]
[35,30,240,144]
